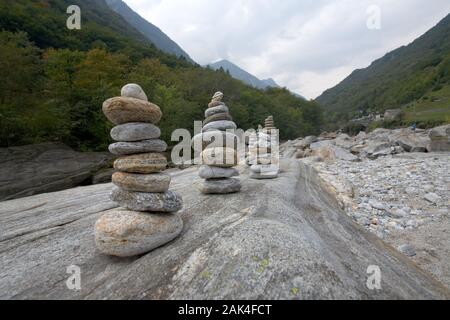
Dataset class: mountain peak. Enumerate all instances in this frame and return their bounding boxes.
[207,59,280,90]
[105,0,194,63]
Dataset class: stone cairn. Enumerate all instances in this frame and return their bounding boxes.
[94,83,183,257]
[249,116,279,179]
[198,92,242,194]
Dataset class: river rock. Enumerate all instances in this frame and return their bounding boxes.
[202,120,237,132]
[110,123,160,142]
[203,113,232,126]
[112,172,171,193]
[198,165,239,179]
[110,188,183,212]
[121,83,148,101]
[102,97,162,125]
[109,140,167,155]
[114,153,167,174]
[201,147,238,167]
[95,209,183,257]
[205,105,230,118]
[199,178,242,194]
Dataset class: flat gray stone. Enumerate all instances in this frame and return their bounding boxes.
[202,121,237,133]
[205,105,229,118]
[112,172,170,193]
[198,165,239,179]
[121,83,148,101]
[249,172,278,179]
[110,188,183,212]
[199,178,242,194]
[109,140,167,155]
[95,209,183,257]
[111,123,160,142]
[203,113,232,126]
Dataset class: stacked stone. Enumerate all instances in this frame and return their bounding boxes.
[198,92,241,194]
[250,116,279,179]
[94,84,183,257]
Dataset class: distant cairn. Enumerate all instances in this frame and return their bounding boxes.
[197,92,242,194]
[95,84,183,257]
[249,116,280,179]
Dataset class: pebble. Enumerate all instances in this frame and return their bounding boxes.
[208,101,225,108]
[95,209,183,257]
[121,83,148,101]
[114,153,167,173]
[110,123,160,142]
[198,165,239,179]
[109,139,167,155]
[112,172,171,193]
[199,178,242,194]
[102,97,162,125]
[397,244,417,257]
[424,192,440,204]
[110,188,183,212]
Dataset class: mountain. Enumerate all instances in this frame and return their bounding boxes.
[316,13,450,126]
[0,0,322,150]
[208,59,281,90]
[105,0,194,63]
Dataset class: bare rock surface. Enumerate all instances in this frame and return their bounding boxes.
[0,143,113,201]
[1,161,449,299]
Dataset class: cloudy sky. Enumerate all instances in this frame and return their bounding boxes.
[124,0,450,99]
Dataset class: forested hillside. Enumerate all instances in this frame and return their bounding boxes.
[317,13,450,127]
[0,0,322,150]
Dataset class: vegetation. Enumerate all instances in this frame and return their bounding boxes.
[0,0,322,150]
[317,13,450,129]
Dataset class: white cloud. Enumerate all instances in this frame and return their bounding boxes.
[124,0,450,99]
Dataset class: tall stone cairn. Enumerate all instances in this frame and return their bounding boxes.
[95,83,183,257]
[198,92,242,194]
[250,116,279,179]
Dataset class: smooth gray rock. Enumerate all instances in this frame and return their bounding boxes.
[429,125,450,151]
[198,165,239,179]
[110,188,183,212]
[121,83,148,101]
[111,123,161,142]
[205,105,229,118]
[202,121,237,133]
[249,171,278,179]
[0,162,449,299]
[0,143,113,201]
[95,209,183,257]
[199,178,242,194]
[109,140,167,155]
[397,244,417,257]
[203,113,232,126]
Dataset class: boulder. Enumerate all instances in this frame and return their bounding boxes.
[429,125,450,152]
[0,143,113,201]
[95,209,183,257]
